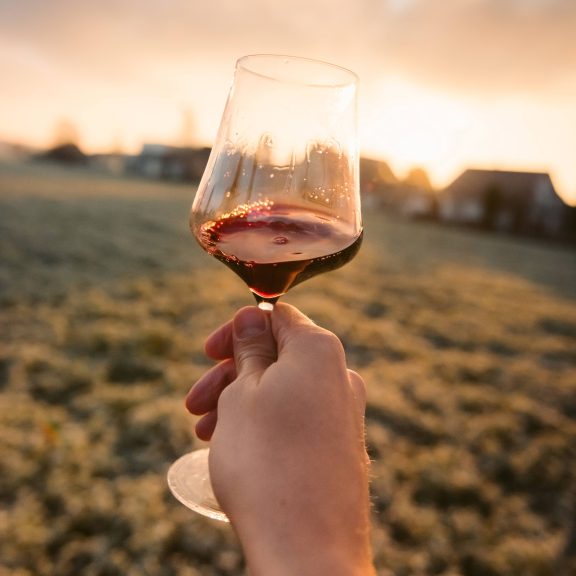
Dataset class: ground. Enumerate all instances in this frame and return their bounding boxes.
[1,162,575,575]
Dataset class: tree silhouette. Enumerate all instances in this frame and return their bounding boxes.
[52,118,81,148]
[405,167,432,190]
[178,107,195,148]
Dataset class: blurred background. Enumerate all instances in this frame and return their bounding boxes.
[2,0,576,205]
[1,1,575,575]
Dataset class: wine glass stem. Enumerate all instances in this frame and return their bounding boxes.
[258,301,275,311]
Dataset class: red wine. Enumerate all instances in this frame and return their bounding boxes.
[196,203,362,303]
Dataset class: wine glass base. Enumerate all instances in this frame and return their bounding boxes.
[167,448,229,522]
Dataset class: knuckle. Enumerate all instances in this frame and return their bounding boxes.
[237,345,276,365]
[310,329,345,357]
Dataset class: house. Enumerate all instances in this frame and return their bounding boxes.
[90,153,127,175]
[438,169,568,237]
[360,158,437,218]
[360,157,398,209]
[127,144,211,182]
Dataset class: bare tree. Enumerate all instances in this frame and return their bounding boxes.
[178,107,195,148]
[52,118,81,148]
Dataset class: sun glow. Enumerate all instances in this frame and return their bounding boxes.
[360,78,474,185]
[358,78,576,204]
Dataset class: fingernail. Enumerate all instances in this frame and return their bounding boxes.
[234,307,267,339]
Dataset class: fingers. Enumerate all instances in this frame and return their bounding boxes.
[194,304,366,447]
[270,302,318,342]
[270,302,333,356]
[190,306,277,443]
[232,306,277,379]
[205,302,319,361]
[185,358,236,415]
[195,409,218,441]
[270,303,348,384]
[205,319,234,360]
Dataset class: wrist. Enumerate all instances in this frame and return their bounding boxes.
[232,511,375,576]
[242,540,375,576]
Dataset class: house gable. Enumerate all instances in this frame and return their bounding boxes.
[439,169,567,235]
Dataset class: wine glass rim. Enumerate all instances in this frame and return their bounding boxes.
[236,54,358,88]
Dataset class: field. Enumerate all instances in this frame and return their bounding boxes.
[1,161,576,575]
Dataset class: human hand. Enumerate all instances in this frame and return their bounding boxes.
[186,303,374,576]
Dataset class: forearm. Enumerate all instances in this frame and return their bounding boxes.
[238,522,376,576]
[244,549,376,576]
[229,480,376,576]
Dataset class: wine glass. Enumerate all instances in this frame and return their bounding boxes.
[167,54,362,521]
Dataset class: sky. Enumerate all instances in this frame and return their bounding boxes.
[1,0,575,204]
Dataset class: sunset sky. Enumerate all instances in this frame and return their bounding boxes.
[1,0,575,204]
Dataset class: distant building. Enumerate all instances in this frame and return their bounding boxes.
[128,144,211,182]
[360,157,436,218]
[439,169,568,237]
[90,153,127,175]
[360,157,398,208]
[0,140,37,161]
[36,143,88,165]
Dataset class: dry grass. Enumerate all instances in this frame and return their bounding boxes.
[1,162,575,575]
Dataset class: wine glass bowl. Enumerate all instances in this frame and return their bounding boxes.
[190,54,362,308]
[168,54,362,520]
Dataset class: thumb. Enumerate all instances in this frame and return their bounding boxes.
[233,306,277,379]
